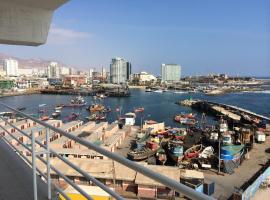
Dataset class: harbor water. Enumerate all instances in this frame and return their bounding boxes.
[0,89,270,127]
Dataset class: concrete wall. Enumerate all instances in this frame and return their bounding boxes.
[237,165,270,200]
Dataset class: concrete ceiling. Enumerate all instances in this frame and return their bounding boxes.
[0,0,68,46]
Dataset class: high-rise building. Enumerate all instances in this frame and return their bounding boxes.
[47,62,61,78]
[61,66,70,75]
[88,68,94,77]
[101,67,107,78]
[161,63,181,82]
[110,57,131,84]
[69,68,76,75]
[3,58,19,76]
[126,62,132,80]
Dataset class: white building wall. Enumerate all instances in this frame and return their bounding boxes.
[61,66,70,75]
[18,68,33,76]
[161,64,181,82]
[139,72,157,82]
[3,59,19,76]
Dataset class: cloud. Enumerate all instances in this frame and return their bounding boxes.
[47,25,92,45]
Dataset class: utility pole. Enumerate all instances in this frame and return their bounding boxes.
[112,160,116,191]
[218,138,221,174]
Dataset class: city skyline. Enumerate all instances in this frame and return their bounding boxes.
[0,0,269,76]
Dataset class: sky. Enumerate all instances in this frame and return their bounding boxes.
[0,0,269,76]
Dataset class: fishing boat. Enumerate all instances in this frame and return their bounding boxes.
[219,118,228,133]
[175,113,196,121]
[85,114,97,121]
[184,144,203,159]
[38,103,47,113]
[220,145,245,160]
[52,110,61,118]
[167,128,187,140]
[167,142,184,165]
[175,116,196,126]
[55,105,63,110]
[87,104,105,112]
[123,112,136,126]
[127,147,158,161]
[174,113,196,125]
[96,93,107,99]
[136,132,150,143]
[204,132,219,148]
[134,107,144,113]
[155,129,168,135]
[145,88,152,92]
[64,96,86,107]
[153,89,163,93]
[40,115,49,121]
[128,140,159,161]
[156,148,167,165]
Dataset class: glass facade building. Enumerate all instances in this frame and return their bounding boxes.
[110,57,131,84]
[161,63,181,82]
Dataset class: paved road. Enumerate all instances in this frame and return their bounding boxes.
[0,138,50,200]
[204,139,270,199]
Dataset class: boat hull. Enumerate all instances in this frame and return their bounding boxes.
[220,145,245,160]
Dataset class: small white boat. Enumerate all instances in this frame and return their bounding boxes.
[52,110,61,118]
[173,91,187,94]
[153,90,163,93]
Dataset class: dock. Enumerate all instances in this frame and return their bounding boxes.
[178,99,270,125]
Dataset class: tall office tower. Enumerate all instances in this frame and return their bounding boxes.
[88,68,94,77]
[101,67,107,78]
[110,57,131,84]
[161,63,181,82]
[47,62,61,78]
[3,58,19,76]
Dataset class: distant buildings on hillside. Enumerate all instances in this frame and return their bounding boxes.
[0,56,185,88]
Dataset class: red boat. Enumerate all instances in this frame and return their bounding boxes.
[40,115,49,121]
[184,144,203,159]
[174,113,197,125]
[174,113,196,121]
[155,129,168,135]
[134,107,144,113]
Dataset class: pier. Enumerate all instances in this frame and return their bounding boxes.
[179,99,270,125]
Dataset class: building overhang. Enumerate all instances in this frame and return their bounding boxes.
[0,0,68,46]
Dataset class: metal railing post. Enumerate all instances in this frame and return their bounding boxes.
[46,128,51,200]
[31,130,38,200]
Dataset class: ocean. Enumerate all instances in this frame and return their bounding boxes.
[0,89,269,127]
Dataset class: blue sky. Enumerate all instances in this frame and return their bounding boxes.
[0,0,269,76]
